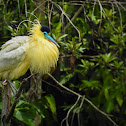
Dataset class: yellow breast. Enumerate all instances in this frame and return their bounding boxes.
[27,36,59,74]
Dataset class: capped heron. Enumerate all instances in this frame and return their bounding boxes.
[0,22,59,80]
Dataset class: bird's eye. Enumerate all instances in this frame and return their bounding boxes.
[43,32,47,35]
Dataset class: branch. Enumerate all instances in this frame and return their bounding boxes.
[61,96,81,126]
[71,95,85,126]
[47,73,118,126]
[1,82,11,126]
[64,2,85,32]
[47,73,81,97]
[50,1,81,42]
[5,74,34,123]
[97,0,117,32]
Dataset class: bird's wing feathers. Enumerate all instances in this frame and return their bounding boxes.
[0,36,29,72]
[1,36,29,50]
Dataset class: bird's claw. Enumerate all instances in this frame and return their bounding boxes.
[2,79,8,86]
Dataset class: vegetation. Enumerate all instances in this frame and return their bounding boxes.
[0,0,126,126]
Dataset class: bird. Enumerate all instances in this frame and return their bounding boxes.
[0,21,59,80]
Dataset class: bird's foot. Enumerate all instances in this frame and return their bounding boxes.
[2,79,8,86]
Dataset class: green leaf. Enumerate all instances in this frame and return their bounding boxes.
[14,107,36,126]
[113,61,123,69]
[58,34,68,42]
[0,102,2,110]
[60,73,75,84]
[104,88,109,100]
[45,95,56,119]
[7,25,13,32]
[100,53,116,64]
[80,80,101,91]
[116,95,123,107]
[16,100,27,107]
[106,101,114,113]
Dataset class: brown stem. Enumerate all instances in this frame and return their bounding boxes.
[5,82,24,123]
[47,73,118,126]
[64,2,85,31]
[1,83,11,126]
[5,74,34,123]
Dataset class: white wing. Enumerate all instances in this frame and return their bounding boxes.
[0,36,30,72]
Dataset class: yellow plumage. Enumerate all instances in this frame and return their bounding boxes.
[28,23,59,74]
[0,57,29,80]
[0,22,59,80]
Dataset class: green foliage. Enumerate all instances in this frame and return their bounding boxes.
[45,95,56,119]
[60,72,75,85]
[0,0,126,126]
[13,95,56,126]
[56,2,126,125]
[14,100,36,126]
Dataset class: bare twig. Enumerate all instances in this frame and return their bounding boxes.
[84,97,118,126]
[61,96,81,126]
[97,0,119,32]
[63,1,126,5]
[64,2,85,32]
[92,0,97,18]
[47,73,118,126]
[16,20,34,33]
[31,0,47,16]
[48,0,53,29]
[5,74,34,123]
[50,1,81,42]
[24,0,27,17]
[17,0,20,16]
[1,83,11,126]
[71,95,85,126]
[114,1,123,30]
[111,2,115,22]
[118,1,126,11]
[77,95,85,126]
[27,12,39,21]
[47,73,81,97]
[42,79,63,93]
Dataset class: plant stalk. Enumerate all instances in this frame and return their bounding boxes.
[1,83,11,126]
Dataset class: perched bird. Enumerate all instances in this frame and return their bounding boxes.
[0,21,59,80]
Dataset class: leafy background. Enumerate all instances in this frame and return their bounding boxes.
[0,0,126,126]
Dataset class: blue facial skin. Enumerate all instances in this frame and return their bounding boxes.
[43,31,60,48]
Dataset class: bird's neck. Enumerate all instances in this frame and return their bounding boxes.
[30,23,44,39]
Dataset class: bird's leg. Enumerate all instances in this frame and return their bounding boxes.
[6,75,18,95]
[8,80,17,92]
[8,80,16,96]
[7,80,18,96]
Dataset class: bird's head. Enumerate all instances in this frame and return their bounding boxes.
[41,25,60,48]
[30,23,60,48]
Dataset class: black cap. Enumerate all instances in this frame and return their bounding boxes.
[41,25,50,33]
